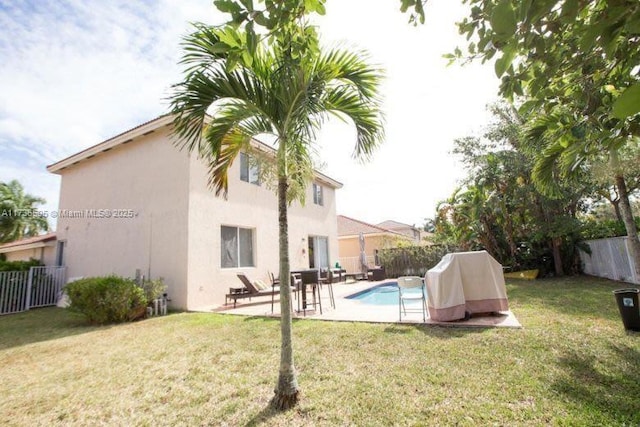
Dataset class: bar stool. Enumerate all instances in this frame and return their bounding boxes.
[322,269,336,309]
[300,269,322,315]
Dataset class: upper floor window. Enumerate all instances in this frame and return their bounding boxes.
[240,152,260,185]
[221,226,255,268]
[313,183,324,206]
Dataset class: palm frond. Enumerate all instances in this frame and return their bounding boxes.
[532,141,565,198]
[315,47,383,101]
[169,65,272,152]
[284,138,315,205]
[200,102,275,196]
[169,22,385,205]
[179,23,230,73]
[320,85,384,160]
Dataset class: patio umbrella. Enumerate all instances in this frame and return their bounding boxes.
[359,232,368,277]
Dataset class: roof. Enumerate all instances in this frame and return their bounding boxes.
[337,215,405,238]
[0,232,57,253]
[46,115,172,174]
[46,115,343,189]
[376,220,416,230]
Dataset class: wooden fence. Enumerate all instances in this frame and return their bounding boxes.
[338,255,376,274]
[0,266,66,315]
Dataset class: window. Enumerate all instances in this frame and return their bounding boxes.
[55,241,65,266]
[240,152,260,185]
[221,226,255,268]
[313,183,323,206]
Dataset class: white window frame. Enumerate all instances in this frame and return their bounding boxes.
[313,183,324,206]
[240,152,260,186]
[221,226,255,268]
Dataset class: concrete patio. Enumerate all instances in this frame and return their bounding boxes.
[199,279,522,328]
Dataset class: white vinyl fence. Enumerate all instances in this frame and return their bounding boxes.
[579,237,639,285]
[0,266,66,315]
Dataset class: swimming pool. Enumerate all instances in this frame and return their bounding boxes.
[346,282,424,306]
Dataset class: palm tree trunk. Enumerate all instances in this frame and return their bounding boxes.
[541,205,565,277]
[271,173,300,410]
[550,237,564,277]
[614,174,640,281]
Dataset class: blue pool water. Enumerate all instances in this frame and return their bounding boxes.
[346,282,424,306]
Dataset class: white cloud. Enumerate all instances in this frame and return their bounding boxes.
[0,0,500,230]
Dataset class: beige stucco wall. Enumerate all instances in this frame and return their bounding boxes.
[340,235,377,260]
[3,245,56,265]
[338,234,407,273]
[185,150,339,309]
[54,125,340,310]
[55,128,191,308]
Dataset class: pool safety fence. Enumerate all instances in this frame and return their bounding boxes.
[0,266,66,315]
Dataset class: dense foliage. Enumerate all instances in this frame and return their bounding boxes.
[581,217,640,241]
[432,104,590,276]
[0,258,41,272]
[140,278,167,302]
[379,244,458,278]
[397,1,640,277]
[0,180,49,243]
[65,276,147,325]
[450,0,640,278]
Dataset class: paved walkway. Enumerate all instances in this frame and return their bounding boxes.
[198,280,522,328]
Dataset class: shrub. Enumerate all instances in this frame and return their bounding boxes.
[140,278,167,302]
[379,244,458,278]
[65,276,147,324]
[0,258,42,272]
[580,217,640,240]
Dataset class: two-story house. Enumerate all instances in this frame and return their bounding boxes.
[46,115,342,310]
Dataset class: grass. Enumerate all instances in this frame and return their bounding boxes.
[0,276,639,426]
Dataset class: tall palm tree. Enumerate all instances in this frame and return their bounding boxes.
[0,180,49,243]
[169,23,384,409]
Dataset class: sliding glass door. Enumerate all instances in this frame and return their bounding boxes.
[308,236,329,269]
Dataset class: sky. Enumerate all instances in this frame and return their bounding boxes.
[0,0,500,229]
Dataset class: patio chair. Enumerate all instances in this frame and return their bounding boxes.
[397,276,428,322]
[269,271,280,286]
[227,273,293,313]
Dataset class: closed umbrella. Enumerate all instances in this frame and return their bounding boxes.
[359,232,368,278]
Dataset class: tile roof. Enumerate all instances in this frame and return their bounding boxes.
[376,220,415,230]
[337,215,403,237]
[0,232,57,250]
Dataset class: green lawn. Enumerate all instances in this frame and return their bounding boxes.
[0,276,638,426]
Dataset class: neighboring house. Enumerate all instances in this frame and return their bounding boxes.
[376,220,421,242]
[46,115,342,310]
[0,232,58,265]
[337,215,408,273]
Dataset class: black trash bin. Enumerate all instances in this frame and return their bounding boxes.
[613,288,640,331]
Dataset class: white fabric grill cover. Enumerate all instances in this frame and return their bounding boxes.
[425,250,509,321]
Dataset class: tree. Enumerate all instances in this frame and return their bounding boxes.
[168,5,383,409]
[432,0,640,279]
[435,103,588,276]
[0,180,49,243]
[589,141,640,222]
